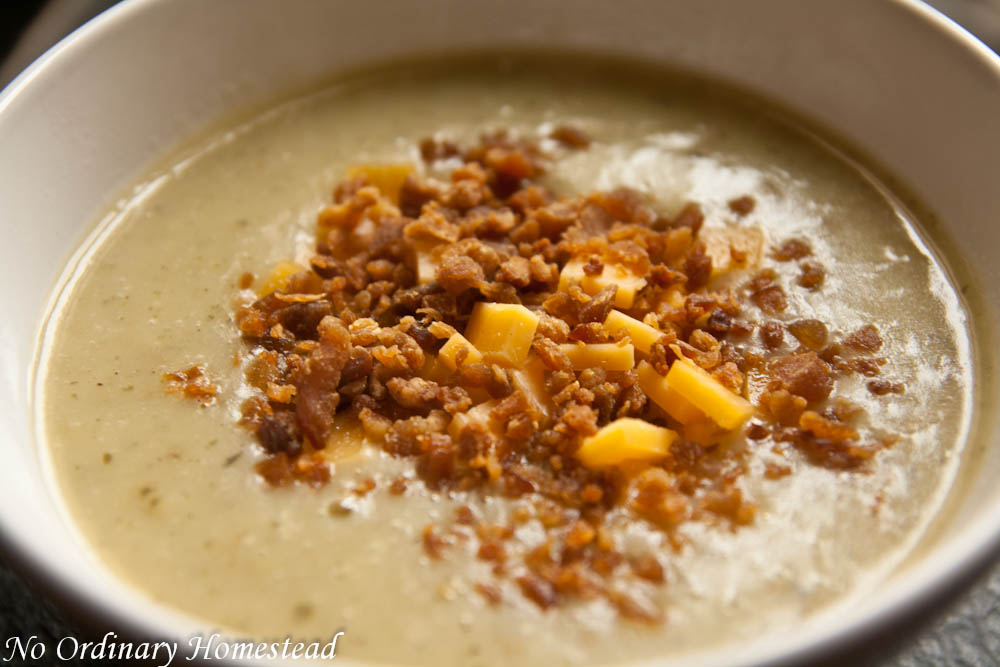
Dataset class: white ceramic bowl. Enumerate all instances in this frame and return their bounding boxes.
[2,1,1000,664]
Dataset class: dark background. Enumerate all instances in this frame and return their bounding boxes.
[2,1,1000,665]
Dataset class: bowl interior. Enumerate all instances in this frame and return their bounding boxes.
[2,0,1000,664]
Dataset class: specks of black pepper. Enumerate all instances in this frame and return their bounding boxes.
[70,393,78,400]
[961,283,970,295]
[139,485,153,497]
[122,385,134,392]
[292,603,314,620]
[96,382,103,387]
[207,438,218,448]
[235,219,249,228]
[102,453,112,464]
[223,452,241,467]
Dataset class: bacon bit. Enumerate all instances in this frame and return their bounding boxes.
[549,124,590,149]
[798,260,825,289]
[477,540,506,562]
[517,575,557,609]
[768,353,833,403]
[772,238,812,261]
[727,195,756,216]
[389,477,408,495]
[422,524,449,559]
[238,272,255,289]
[760,321,784,349]
[266,382,297,403]
[629,554,665,583]
[353,478,376,496]
[582,256,604,276]
[476,582,504,605]
[454,506,476,524]
[702,487,755,525]
[800,411,857,441]
[255,451,330,488]
[787,319,828,351]
[609,590,663,624]
[565,520,596,549]
[867,379,905,395]
[162,365,218,405]
[844,324,883,352]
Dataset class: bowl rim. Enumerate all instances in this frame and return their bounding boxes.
[2,0,1000,665]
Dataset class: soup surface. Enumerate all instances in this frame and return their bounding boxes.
[38,58,971,665]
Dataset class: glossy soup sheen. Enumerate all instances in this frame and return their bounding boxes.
[38,57,971,665]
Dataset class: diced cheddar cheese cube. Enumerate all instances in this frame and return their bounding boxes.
[464,302,540,367]
[345,163,414,204]
[700,225,765,277]
[603,310,664,355]
[419,355,451,384]
[412,240,440,285]
[636,361,706,425]
[259,260,306,296]
[511,354,553,420]
[558,342,635,372]
[558,259,647,309]
[321,413,365,462]
[665,357,752,430]
[575,418,676,469]
[665,285,686,310]
[683,420,722,446]
[438,333,483,371]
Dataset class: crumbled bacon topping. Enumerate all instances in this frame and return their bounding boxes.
[162,365,218,405]
[226,127,904,621]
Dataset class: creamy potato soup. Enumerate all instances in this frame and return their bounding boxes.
[37,57,971,665]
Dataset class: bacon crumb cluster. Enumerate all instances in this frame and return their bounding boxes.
[162,365,218,405]
[224,126,902,621]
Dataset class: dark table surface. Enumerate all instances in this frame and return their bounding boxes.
[2,1,1000,665]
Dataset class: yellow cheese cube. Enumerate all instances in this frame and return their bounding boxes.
[321,413,365,462]
[558,342,635,372]
[665,357,752,430]
[603,310,665,355]
[636,361,706,425]
[438,333,483,371]
[345,163,414,204]
[558,259,647,309]
[700,225,765,277]
[411,240,441,285]
[575,418,676,469]
[418,355,451,384]
[510,354,553,420]
[683,420,722,446]
[664,285,686,310]
[464,302,540,367]
[259,260,306,296]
